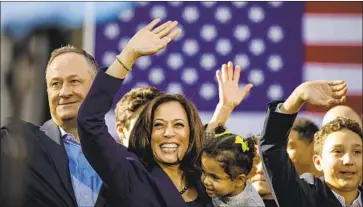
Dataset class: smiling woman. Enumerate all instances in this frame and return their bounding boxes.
[129,94,202,172]
[77,18,213,207]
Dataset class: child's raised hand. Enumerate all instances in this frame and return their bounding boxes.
[216,61,253,108]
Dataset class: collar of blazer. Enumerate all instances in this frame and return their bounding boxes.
[38,119,78,204]
[40,119,62,145]
[149,165,188,207]
[302,173,363,205]
[39,119,107,207]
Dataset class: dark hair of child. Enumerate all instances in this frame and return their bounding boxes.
[202,133,256,179]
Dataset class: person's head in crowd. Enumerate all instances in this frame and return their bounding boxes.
[313,117,362,196]
[114,86,164,146]
[46,45,98,130]
[287,117,320,176]
[128,93,204,174]
[322,105,362,129]
[201,133,256,199]
[247,135,274,200]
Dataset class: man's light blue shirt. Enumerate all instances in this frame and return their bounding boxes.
[60,128,102,207]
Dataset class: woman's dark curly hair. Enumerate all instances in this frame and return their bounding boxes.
[128,93,204,175]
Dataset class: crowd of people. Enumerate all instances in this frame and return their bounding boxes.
[1,18,362,207]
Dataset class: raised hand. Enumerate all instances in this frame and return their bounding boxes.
[107,19,182,79]
[125,18,182,59]
[206,62,252,131]
[297,80,347,107]
[281,80,347,114]
[216,61,253,108]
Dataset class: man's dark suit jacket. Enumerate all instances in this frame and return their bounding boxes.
[77,71,213,207]
[259,101,363,207]
[1,118,107,207]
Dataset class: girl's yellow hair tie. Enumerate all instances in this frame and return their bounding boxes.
[235,136,249,152]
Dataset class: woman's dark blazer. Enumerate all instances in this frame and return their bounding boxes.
[77,71,212,207]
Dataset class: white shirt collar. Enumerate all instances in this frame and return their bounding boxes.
[59,127,80,144]
[59,127,67,137]
[331,189,362,207]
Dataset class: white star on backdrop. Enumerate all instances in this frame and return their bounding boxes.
[102,51,117,66]
[201,2,216,8]
[200,53,217,71]
[200,24,217,41]
[167,82,184,94]
[269,1,283,8]
[267,84,283,100]
[234,54,250,70]
[150,5,167,19]
[249,39,265,56]
[232,1,247,8]
[182,68,199,85]
[149,68,165,85]
[119,8,134,22]
[104,23,120,40]
[267,55,283,72]
[167,53,183,70]
[183,6,199,23]
[234,24,251,42]
[200,83,217,100]
[268,25,284,43]
[248,6,265,23]
[135,56,152,70]
[215,6,232,23]
[182,39,199,56]
[168,2,183,7]
[216,38,232,56]
[248,69,265,86]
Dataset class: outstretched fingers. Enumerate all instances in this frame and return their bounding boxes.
[157,21,179,38]
[244,83,254,92]
[161,27,182,43]
[239,83,253,97]
[221,64,228,82]
[233,65,241,83]
[152,21,172,33]
[145,18,161,30]
[332,85,348,98]
[327,80,347,99]
[330,81,347,91]
[216,70,223,87]
[227,61,233,81]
